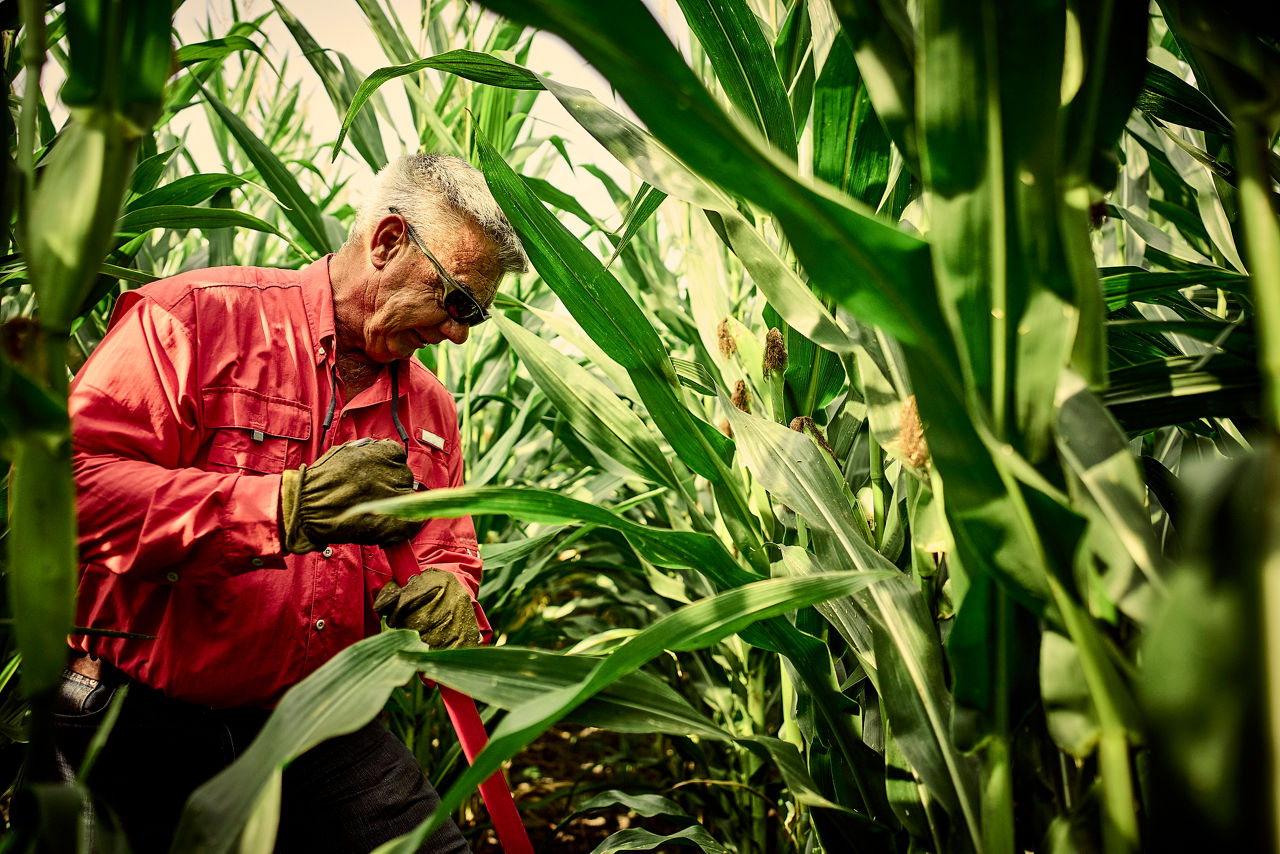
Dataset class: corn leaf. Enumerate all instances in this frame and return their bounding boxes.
[380,572,894,850]
[272,1,388,170]
[476,133,735,484]
[200,90,331,256]
[675,0,798,157]
[492,313,683,489]
[723,398,982,845]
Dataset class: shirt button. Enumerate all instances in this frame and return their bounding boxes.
[165,572,179,583]
[322,546,333,558]
[251,558,264,567]
[315,619,326,630]
[318,346,326,357]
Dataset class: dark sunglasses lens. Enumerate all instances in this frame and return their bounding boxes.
[444,290,487,326]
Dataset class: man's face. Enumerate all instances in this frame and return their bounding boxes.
[361,215,502,362]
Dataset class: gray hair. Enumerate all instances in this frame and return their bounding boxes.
[348,153,528,275]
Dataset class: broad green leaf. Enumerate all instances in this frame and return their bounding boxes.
[585,826,727,854]
[352,484,754,590]
[174,631,431,852]
[1100,267,1249,311]
[1056,371,1165,624]
[568,790,690,820]
[336,50,543,155]
[115,205,306,257]
[492,313,681,489]
[822,0,917,168]
[411,647,729,741]
[812,33,890,207]
[723,400,981,843]
[476,133,736,485]
[272,1,387,170]
[676,0,798,157]
[1136,62,1232,136]
[175,37,268,68]
[472,0,945,355]
[1105,354,1261,433]
[377,572,894,851]
[201,90,330,256]
[125,174,245,212]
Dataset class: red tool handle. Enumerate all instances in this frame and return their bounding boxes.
[384,542,533,854]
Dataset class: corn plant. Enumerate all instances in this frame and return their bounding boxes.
[5,1,1280,853]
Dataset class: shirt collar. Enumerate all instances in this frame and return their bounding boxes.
[303,255,337,365]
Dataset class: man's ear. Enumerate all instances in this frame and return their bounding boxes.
[368,214,407,270]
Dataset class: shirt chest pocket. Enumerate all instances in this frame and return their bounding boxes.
[406,430,452,492]
[202,386,311,475]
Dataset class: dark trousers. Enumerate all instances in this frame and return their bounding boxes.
[52,665,471,854]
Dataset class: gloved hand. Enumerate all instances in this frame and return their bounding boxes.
[280,438,422,555]
[373,569,483,649]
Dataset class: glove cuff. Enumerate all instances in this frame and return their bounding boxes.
[280,467,317,554]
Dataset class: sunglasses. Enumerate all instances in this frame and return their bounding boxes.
[388,206,490,327]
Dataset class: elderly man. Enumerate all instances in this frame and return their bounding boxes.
[53,154,525,852]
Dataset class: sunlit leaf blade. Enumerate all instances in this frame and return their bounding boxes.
[272,0,387,170]
[473,0,946,353]
[174,631,431,853]
[125,174,246,212]
[676,0,798,157]
[175,36,269,68]
[378,573,894,851]
[201,90,330,256]
[1136,62,1233,135]
[492,313,682,489]
[115,205,305,255]
[722,400,982,843]
[476,132,734,483]
[336,50,543,156]
[352,484,754,590]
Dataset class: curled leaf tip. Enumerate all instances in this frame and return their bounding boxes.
[763,327,787,375]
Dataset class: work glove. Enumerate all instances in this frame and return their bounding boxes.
[280,438,422,554]
[373,569,483,649]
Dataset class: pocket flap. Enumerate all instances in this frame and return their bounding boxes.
[202,386,312,440]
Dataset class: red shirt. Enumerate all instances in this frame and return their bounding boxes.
[68,258,487,707]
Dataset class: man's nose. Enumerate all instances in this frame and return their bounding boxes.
[440,317,470,345]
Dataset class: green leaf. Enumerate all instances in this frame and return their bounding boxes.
[675,0,798,158]
[271,1,387,170]
[1100,267,1249,312]
[175,36,269,68]
[471,0,944,354]
[1136,62,1232,135]
[605,183,665,269]
[125,173,245,212]
[200,90,329,256]
[351,485,755,590]
[336,50,543,156]
[492,313,682,489]
[115,205,307,256]
[173,631,431,852]
[475,133,735,484]
[585,826,728,854]
[725,404,981,842]
[382,572,894,851]
[568,790,691,820]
